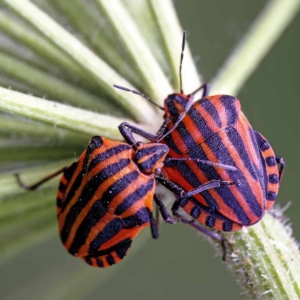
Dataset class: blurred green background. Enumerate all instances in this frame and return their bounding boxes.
[1,0,300,299]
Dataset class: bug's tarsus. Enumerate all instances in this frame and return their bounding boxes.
[113,84,164,111]
[150,212,159,239]
[276,156,285,182]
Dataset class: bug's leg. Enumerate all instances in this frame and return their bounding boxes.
[180,180,233,198]
[171,201,227,261]
[82,136,103,175]
[15,167,67,191]
[156,118,171,140]
[150,212,159,239]
[276,156,285,182]
[155,175,233,199]
[155,176,233,260]
[154,194,177,224]
[118,122,157,145]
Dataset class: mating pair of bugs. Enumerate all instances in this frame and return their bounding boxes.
[17,32,284,268]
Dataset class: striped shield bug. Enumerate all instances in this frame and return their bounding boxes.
[113,31,285,238]
[16,136,179,267]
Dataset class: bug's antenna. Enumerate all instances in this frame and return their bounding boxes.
[179,31,186,94]
[188,83,210,98]
[113,85,164,111]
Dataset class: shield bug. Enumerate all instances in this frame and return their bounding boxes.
[16,136,178,267]
[113,31,285,236]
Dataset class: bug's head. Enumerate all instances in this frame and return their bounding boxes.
[134,142,169,175]
[164,93,191,119]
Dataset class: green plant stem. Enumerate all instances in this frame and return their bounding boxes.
[0,115,88,146]
[2,0,157,123]
[0,145,83,163]
[123,0,171,78]
[211,0,300,95]
[50,0,142,88]
[0,11,86,83]
[223,213,300,299]
[148,0,202,94]
[0,87,135,139]
[96,0,173,100]
[0,51,115,112]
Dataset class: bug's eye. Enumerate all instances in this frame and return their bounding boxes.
[155,168,162,175]
[136,141,143,149]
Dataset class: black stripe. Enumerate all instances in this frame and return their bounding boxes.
[88,144,131,172]
[188,105,214,141]
[115,178,155,215]
[191,206,201,218]
[206,216,216,228]
[226,127,259,180]
[267,191,276,201]
[255,132,270,151]
[89,136,103,149]
[220,95,239,126]
[165,94,187,116]
[61,170,84,213]
[96,258,104,267]
[139,152,164,173]
[56,198,63,208]
[173,94,189,107]
[88,218,124,255]
[222,221,233,231]
[269,174,279,184]
[135,145,165,158]
[201,98,222,128]
[83,136,104,174]
[254,130,271,199]
[84,238,132,258]
[106,254,115,266]
[61,159,132,244]
[122,207,152,228]
[250,129,265,188]
[67,171,139,254]
[115,239,132,259]
[163,133,182,155]
[59,182,66,194]
[266,156,276,166]
[63,162,78,181]
[84,256,92,265]
[59,162,80,212]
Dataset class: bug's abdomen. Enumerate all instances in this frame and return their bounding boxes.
[164,123,266,228]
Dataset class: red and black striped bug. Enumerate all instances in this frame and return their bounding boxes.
[114,31,285,237]
[16,136,180,267]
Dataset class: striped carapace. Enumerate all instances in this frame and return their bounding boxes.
[114,31,285,235]
[16,136,179,268]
